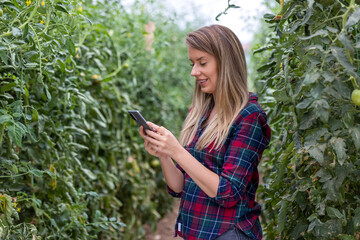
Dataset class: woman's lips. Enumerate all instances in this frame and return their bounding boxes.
[197,79,208,86]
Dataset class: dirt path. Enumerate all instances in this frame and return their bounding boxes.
[146,200,182,240]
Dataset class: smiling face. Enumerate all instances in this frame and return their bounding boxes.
[188,47,218,96]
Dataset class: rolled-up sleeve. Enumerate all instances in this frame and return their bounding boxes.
[212,112,270,208]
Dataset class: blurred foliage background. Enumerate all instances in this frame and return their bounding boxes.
[251,0,360,239]
[3,0,360,239]
[0,0,200,238]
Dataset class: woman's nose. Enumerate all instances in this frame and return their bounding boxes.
[191,66,200,76]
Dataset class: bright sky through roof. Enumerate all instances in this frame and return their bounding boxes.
[167,0,267,44]
[122,0,268,45]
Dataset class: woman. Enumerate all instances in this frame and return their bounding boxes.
[139,24,271,240]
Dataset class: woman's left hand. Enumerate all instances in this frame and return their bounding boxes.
[145,122,183,159]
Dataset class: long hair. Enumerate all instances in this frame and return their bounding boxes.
[179,24,249,150]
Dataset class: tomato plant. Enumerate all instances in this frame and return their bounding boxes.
[251,0,360,239]
[0,0,196,238]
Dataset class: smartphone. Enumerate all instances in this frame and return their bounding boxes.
[128,110,155,132]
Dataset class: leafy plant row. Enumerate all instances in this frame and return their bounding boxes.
[253,0,360,239]
[0,0,193,239]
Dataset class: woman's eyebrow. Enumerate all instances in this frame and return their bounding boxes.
[189,56,205,61]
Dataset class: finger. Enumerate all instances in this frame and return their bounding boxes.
[139,126,145,138]
[146,129,162,139]
[157,126,167,135]
[147,121,163,133]
[149,123,167,135]
[145,135,161,145]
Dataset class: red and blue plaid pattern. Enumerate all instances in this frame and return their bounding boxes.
[167,93,271,240]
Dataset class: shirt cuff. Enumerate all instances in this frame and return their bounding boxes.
[167,185,183,198]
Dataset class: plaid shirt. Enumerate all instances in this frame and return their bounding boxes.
[167,93,271,240]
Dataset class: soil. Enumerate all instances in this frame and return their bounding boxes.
[145,200,182,240]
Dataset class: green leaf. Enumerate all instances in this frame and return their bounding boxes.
[79,14,93,25]
[292,132,302,150]
[257,60,276,72]
[12,27,22,37]
[298,29,328,40]
[345,6,360,28]
[303,70,320,85]
[81,168,97,180]
[1,82,16,93]
[334,78,351,99]
[307,0,314,8]
[331,47,357,79]
[299,112,317,130]
[296,98,312,109]
[27,125,38,143]
[57,58,66,72]
[278,200,289,233]
[264,13,276,19]
[308,146,325,164]
[330,137,347,165]
[338,235,356,240]
[326,207,344,219]
[0,114,12,124]
[349,125,360,151]
[55,3,69,14]
[32,108,39,121]
[64,126,89,137]
[291,220,308,239]
[323,179,339,201]
[31,169,43,177]
[0,93,14,100]
[353,207,360,230]
[0,50,8,65]
[316,219,342,237]
[66,39,76,57]
[94,58,106,72]
[2,2,19,12]
[44,170,56,178]
[65,181,79,200]
[314,169,332,182]
[68,142,89,150]
[338,32,354,52]
[24,63,39,68]
[22,23,29,38]
[310,99,330,123]
[273,88,290,102]
[8,122,27,148]
[2,194,13,224]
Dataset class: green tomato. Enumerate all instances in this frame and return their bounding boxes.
[150,159,160,167]
[0,9,3,17]
[352,89,360,106]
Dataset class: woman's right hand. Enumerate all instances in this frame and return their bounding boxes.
[139,126,168,159]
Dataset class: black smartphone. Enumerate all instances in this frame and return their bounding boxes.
[128,110,155,132]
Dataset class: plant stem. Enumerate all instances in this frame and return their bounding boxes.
[43,7,52,33]
[0,172,29,178]
[0,124,5,145]
[28,24,42,76]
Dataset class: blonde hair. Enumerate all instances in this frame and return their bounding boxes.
[179,25,249,150]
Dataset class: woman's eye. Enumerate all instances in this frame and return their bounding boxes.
[190,63,194,67]
[200,62,206,66]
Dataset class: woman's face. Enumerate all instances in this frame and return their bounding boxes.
[188,47,218,96]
